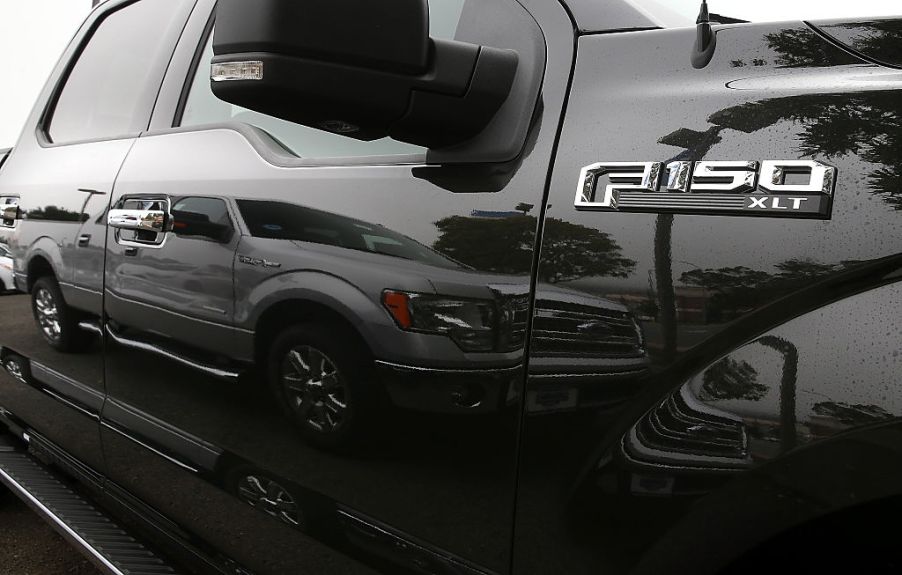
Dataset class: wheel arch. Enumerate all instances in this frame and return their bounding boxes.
[252,298,375,369]
[25,253,56,292]
[631,421,902,575]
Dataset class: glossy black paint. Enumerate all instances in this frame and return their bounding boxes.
[514,20,902,574]
[813,17,902,68]
[25,0,570,574]
[0,2,899,575]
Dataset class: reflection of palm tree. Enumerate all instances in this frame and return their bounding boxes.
[679,259,855,321]
[796,20,902,68]
[710,92,902,210]
[653,126,726,359]
[762,28,860,68]
[700,357,765,401]
[757,336,798,454]
[709,26,902,211]
[654,215,677,361]
[433,214,636,279]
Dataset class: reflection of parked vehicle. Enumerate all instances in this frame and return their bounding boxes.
[105,198,535,444]
[0,0,900,574]
[528,289,648,412]
[0,244,15,292]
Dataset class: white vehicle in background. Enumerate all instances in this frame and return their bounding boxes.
[0,243,15,293]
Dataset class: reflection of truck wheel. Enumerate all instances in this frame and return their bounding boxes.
[268,325,371,449]
[31,276,86,352]
[2,354,30,385]
[228,467,304,529]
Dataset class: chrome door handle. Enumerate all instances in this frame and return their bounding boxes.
[107,209,170,233]
[1,203,19,227]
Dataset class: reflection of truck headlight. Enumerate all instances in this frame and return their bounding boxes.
[382,290,496,352]
[632,317,645,351]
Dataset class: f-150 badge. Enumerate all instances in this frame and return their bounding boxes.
[575,160,836,218]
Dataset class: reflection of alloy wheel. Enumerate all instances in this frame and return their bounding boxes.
[281,345,348,435]
[30,276,88,352]
[268,324,373,449]
[3,355,29,384]
[236,474,301,527]
[34,287,61,342]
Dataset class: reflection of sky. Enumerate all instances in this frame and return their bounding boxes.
[687,281,902,421]
[629,0,902,28]
[0,1,91,148]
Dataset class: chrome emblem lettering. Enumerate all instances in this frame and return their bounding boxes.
[576,159,836,219]
[576,162,661,209]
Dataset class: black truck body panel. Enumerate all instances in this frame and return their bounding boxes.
[0,1,899,574]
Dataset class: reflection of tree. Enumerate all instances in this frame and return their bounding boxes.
[812,402,893,427]
[756,336,799,453]
[654,215,677,361]
[654,125,727,360]
[708,28,902,211]
[27,205,88,222]
[679,259,853,321]
[433,215,635,281]
[763,28,859,68]
[817,20,902,68]
[700,357,765,401]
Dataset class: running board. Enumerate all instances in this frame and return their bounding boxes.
[0,441,178,575]
[89,321,243,383]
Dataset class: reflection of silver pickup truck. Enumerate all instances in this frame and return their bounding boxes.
[11,192,645,434]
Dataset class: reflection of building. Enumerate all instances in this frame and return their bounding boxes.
[469,210,527,219]
[608,285,712,324]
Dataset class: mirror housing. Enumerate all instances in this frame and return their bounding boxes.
[211,0,519,149]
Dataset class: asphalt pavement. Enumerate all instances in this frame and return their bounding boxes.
[0,491,100,574]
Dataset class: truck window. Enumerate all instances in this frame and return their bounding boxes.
[178,0,466,159]
[47,0,185,144]
[236,199,462,268]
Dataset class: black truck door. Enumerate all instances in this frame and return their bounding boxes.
[98,0,574,573]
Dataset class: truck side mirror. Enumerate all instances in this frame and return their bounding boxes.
[211,0,518,149]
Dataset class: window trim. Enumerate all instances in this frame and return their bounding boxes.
[172,7,216,130]
[39,0,194,148]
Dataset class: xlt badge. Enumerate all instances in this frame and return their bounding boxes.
[575,160,836,218]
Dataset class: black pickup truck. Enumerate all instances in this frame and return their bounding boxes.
[0,1,900,574]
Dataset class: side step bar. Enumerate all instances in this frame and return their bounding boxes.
[0,439,177,575]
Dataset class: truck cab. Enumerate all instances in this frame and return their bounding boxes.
[0,1,900,574]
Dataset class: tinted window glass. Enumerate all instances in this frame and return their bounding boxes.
[237,200,462,268]
[172,197,231,227]
[180,0,467,159]
[48,0,184,143]
[172,197,233,242]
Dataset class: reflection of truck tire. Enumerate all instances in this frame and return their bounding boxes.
[30,276,87,352]
[224,463,338,538]
[267,324,373,449]
[227,466,305,529]
[2,354,30,385]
